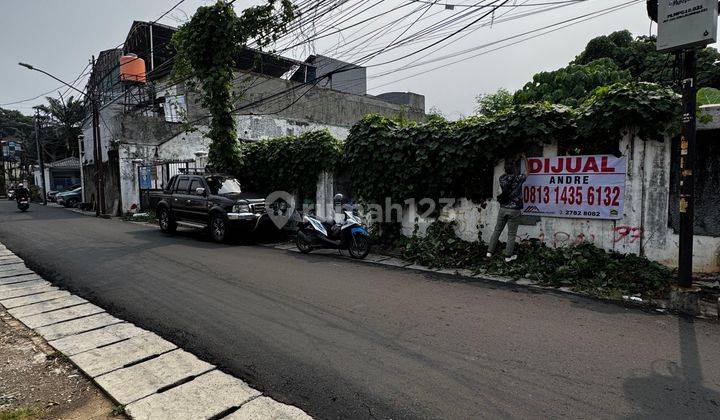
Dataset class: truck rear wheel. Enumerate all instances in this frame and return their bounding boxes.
[158,208,176,234]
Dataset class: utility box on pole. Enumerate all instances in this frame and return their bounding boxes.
[657,0,718,52]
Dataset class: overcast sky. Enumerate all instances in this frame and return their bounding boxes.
[0,1,679,119]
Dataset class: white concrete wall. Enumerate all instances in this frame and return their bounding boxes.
[236,115,350,141]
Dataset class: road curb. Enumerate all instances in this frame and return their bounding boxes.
[0,241,313,420]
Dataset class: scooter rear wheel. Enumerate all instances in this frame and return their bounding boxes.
[296,230,313,254]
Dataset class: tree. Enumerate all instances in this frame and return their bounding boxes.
[37,95,85,158]
[0,107,33,140]
[171,0,294,173]
[514,58,630,106]
[574,30,720,89]
[474,88,513,117]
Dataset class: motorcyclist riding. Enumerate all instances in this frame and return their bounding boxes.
[15,183,30,202]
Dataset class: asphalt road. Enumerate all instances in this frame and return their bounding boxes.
[0,201,719,419]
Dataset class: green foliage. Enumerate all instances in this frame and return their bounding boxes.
[345,103,572,204]
[345,82,677,205]
[0,107,33,139]
[481,242,673,299]
[403,221,487,268]
[574,30,720,89]
[697,87,720,106]
[172,0,294,173]
[37,95,85,158]
[475,88,513,116]
[403,221,672,299]
[514,58,631,106]
[575,83,680,151]
[237,130,342,198]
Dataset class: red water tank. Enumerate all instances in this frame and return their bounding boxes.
[119,54,146,83]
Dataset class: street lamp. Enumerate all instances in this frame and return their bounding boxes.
[19,61,105,216]
[18,63,86,98]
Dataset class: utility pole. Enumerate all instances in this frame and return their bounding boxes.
[90,55,105,216]
[34,107,48,205]
[648,0,717,288]
[677,50,698,288]
[0,141,5,196]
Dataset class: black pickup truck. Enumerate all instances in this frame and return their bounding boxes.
[151,173,267,242]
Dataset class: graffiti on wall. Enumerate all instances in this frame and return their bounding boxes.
[517,225,644,247]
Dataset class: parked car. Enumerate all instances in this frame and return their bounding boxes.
[56,187,82,208]
[48,184,80,203]
[151,173,267,242]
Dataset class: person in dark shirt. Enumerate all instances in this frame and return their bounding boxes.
[14,183,30,201]
[486,156,527,262]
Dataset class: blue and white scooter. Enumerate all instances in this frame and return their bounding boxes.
[296,194,371,259]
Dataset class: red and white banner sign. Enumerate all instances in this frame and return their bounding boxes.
[521,155,626,220]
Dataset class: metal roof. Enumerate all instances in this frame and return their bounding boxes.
[46,156,80,169]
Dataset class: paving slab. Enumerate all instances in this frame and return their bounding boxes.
[225,396,312,420]
[455,269,476,277]
[35,312,123,341]
[0,258,23,266]
[94,349,215,405]
[49,322,145,356]
[406,264,439,272]
[311,248,340,256]
[71,332,177,377]
[8,295,87,318]
[0,250,13,257]
[0,268,34,279]
[0,290,71,309]
[0,279,51,292]
[0,262,26,272]
[515,279,536,286]
[374,257,412,268]
[473,273,513,283]
[362,253,390,263]
[126,370,260,420]
[0,285,56,300]
[0,273,41,285]
[18,303,104,329]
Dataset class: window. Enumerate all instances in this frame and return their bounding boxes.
[163,176,176,193]
[206,176,242,195]
[189,179,204,195]
[175,177,189,193]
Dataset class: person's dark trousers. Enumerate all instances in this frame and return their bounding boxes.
[487,207,522,256]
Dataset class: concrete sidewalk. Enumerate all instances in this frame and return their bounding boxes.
[0,241,311,420]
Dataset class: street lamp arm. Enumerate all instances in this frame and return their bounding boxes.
[18,62,87,98]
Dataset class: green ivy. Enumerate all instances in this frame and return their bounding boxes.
[575,82,680,150]
[345,82,678,206]
[236,130,342,199]
[171,0,294,173]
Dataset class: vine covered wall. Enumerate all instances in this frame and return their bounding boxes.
[343,82,680,205]
[236,130,342,199]
[233,82,680,204]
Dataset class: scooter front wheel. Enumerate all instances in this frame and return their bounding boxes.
[348,234,370,259]
[296,230,313,254]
